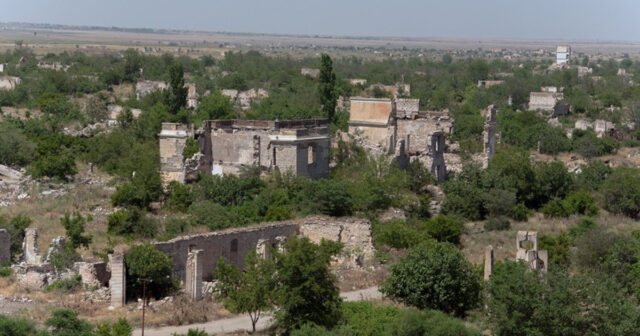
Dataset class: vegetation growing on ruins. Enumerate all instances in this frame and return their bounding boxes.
[3,45,640,335]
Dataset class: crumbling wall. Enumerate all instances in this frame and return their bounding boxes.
[298,216,375,267]
[154,222,299,281]
[430,132,447,181]
[529,92,563,111]
[159,123,190,184]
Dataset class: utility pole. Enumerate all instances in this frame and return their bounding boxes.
[141,278,148,336]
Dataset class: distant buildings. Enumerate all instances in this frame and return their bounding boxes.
[135,80,168,99]
[556,46,571,65]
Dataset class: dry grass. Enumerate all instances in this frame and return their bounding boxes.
[0,164,119,260]
[461,211,640,265]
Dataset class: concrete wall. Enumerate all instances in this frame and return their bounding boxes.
[396,115,452,155]
[159,123,190,184]
[0,229,10,264]
[154,222,299,281]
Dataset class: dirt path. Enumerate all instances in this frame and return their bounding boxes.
[133,286,382,336]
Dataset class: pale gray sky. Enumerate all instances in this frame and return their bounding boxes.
[1,0,639,41]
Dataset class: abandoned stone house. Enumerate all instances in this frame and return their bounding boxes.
[107,105,142,125]
[528,91,564,111]
[0,76,21,90]
[348,97,456,181]
[160,119,331,184]
[135,80,168,99]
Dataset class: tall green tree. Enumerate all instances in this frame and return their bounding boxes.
[318,54,337,124]
[125,244,174,301]
[166,63,187,115]
[214,251,277,333]
[274,236,343,332]
[60,212,92,249]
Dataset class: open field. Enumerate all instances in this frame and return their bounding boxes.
[2,23,640,58]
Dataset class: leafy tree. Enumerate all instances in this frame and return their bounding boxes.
[85,96,109,123]
[576,160,611,191]
[381,241,481,316]
[602,167,640,218]
[0,214,31,261]
[166,181,193,213]
[166,63,187,115]
[214,251,276,333]
[532,161,574,207]
[45,309,93,336]
[107,208,158,238]
[111,169,163,208]
[299,179,353,217]
[318,54,337,123]
[0,123,35,166]
[60,212,92,249]
[125,244,175,301]
[423,215,463,245]
[123,49,141,82]
[274,236,343,331]
[195,91,234,122]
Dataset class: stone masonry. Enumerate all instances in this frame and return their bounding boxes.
[160,119,331,184]
[185,249,204,301]
[23,228,41,265]
[484,245,494,280]
[516,231,548,272]
[0,229,9,264]
[108,253,126,308]
[153,216,375,282]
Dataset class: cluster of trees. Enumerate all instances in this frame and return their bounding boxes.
[0,310,131,336]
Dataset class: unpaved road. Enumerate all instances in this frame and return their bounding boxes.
[133,286,382,336]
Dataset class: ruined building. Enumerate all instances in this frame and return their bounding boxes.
[135,80,168,99]
[528,91,564,111]
[556,45,571,65]
[0,76,21,90]
[160,119,331,184]
[516,231,548,272]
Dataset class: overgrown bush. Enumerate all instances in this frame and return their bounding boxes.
[107,208,158,238]
[45,275,82,293]
[484,216,510,231]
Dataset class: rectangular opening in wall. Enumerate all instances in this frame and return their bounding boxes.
[272,147,277,166]
[308,145,314,164]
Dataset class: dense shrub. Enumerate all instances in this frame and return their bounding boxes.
[373,220,423,249]
[484,216,511,231]
[381,241,481,316]
[602,167,640,218]
[111,169,163,208]
[165,181,193,212]
[107,208,158,238]
[422,215,463,245]
[45,275,82,293]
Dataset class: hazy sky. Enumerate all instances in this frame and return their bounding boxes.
[1,0,639,41]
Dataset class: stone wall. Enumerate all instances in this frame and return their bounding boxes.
[153,216,375,281]
[0,229,9,264]
[298,216,375,267]
[154,222,300,281]
[529,92,563,111]
[23,228,41,265]
[159,123,190,185]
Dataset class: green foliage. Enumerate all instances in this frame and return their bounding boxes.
[576,160,611,191]
[0,315,41,336]
[125,244,175,300]
[170,330,210,336]
[541,199,569,218]
[568,218,597,239]
[166,181,193,212]
[273,236,343,332]
[166,63,187,115]
[94,318,133,336]
[0,123,35,166]
[188,200,242,230]
[571,129,619,158]
[487,261,640,336]
[381,241,481,316]
[451,104,484,152]
[539,232,571,266]
[60,212,92,249]
[532,161,574,207]
[373,220,423,249]
[107,208,158,238]
[319,54,338,123]
[485,147,535,206]
[422,215,463,245]
[45,309,93,336]
[111,169,163,208]
[192,174,266,207]
[45,275,82,293]
[602,167,640,218]
[562,190,598,216]
[298,179,354,217]
[214,251,276,332]
[182,138,199,161]
[485,216,511,231]
[483,189,517,218]
[0,214,31,260]
[0,267,11,277]
[498,109,570,154]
